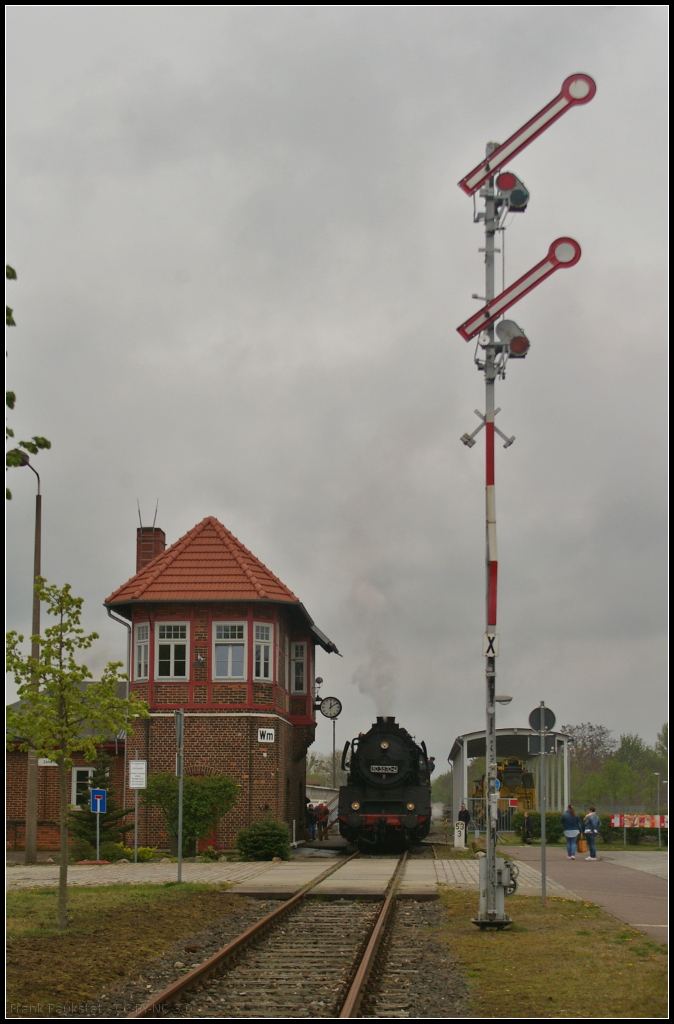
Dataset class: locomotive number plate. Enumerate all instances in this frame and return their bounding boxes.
[370,765,399,774]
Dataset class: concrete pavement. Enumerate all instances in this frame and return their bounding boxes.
[503,845,668,945]
[5,859,274,891]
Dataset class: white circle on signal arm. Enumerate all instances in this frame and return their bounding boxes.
[554,242,577,263]
[569,78,591,99]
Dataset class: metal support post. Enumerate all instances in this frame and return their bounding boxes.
[175,710,184,883]
[332,719,336,790]
[481,144,508,926]
[540,702,547,906]
[25,486,42,864]
[134,748,139,864]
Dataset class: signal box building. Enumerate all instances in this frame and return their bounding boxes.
[104,517,339,850]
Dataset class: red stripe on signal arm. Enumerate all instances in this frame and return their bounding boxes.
[488,561,498,626]
[486,423,495,484]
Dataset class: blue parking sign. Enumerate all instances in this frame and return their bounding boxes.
[91,788,107,813]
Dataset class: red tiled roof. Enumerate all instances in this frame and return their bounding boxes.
[105,517,300,606]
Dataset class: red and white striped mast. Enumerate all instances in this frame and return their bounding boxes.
[456,75,595,928]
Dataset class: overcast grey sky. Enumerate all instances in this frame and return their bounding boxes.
[6,6,668,763]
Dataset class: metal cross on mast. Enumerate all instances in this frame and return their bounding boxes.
[456,74,595,928]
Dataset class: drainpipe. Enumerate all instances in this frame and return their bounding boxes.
[107,608,132,810]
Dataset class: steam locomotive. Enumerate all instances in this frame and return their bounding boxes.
[338,716,432,850]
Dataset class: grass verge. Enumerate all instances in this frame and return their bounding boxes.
[437,889,668,1019]
[6,883,238,1016]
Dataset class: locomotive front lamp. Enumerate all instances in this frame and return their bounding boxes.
[406,802,416,811]
[495,695,513,705]
[351,801,361,810]
[380,741,389,749]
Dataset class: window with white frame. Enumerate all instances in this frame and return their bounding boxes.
[135,623,149,680]
[254,623,273,681]
[71,767,94,809]
[156,623,188,679]
[291,642,306,694]
[213,622,246,679]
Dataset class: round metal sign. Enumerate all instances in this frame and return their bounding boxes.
[529,706,556,731]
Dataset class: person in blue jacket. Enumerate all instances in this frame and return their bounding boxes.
[560,804,582,859]
[583,806,601,861]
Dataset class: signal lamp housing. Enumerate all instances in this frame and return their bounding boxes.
[496,171,530,212]
[351,801,361,810]
[496,319,530,359]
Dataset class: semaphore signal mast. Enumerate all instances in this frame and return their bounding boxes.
[456,74,596,929]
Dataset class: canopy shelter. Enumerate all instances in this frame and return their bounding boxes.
[448,727,571,819]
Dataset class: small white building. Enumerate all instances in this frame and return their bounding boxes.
[448,727,571,823]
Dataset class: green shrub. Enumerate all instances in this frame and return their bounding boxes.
[199,845,221,861]
[236,817,291,861]
[120,846,158,862]
[510,811,564,842]
[69,837,95,861]
[142,773,238,849]
[98,841,127,862]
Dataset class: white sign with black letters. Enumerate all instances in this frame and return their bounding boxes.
[128,760,147,789]
[258,728,275,743]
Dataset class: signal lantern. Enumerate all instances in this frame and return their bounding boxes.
[496,319,530,359]
[496,171,530,212]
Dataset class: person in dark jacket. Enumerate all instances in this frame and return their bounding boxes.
[560,804,582,859]
[583,806,601,861]
[458,803,471,827]
[522,811,534,845]
[306,804,318,841]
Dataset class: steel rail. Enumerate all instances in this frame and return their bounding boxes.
[339,851,408,1018]
[127,850,360,1019]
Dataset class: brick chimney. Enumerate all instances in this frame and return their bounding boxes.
[136,527,166,572]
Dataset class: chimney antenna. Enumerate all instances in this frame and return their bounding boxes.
[152,499,159,531]
[137,499,143,529]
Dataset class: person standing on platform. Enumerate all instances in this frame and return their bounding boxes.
[583,806,601,861]
[561,804,582,859]
[522,811,534,845]
[306,804,317,841]
[458,803,471,828]
[316,802,328,841]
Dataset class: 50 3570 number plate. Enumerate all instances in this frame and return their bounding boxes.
[370,765,399,774]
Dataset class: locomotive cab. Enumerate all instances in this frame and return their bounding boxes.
[338,716,432,850]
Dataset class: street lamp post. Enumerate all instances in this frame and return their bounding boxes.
[653,773,661,848]
[10,450,42,864]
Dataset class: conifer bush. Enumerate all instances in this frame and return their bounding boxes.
[236,817,291,861]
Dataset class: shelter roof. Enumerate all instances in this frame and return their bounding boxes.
[448,727,571,763]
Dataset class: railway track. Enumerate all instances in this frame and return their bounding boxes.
[128,852,407,1019]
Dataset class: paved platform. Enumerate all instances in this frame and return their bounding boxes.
[599,850,668,878]
[5,860,273,891]
[310,856,398,898]
[506,846,668,945]
[228,858,340,897]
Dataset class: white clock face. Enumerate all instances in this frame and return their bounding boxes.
[320,696,342,719]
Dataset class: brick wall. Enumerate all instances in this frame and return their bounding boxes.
[6,748,127,851]
[123,711,313,850]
